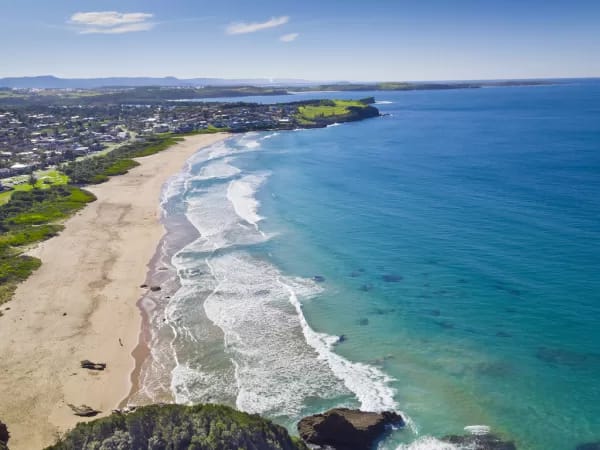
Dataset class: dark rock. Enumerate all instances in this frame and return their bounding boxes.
[313,276,326,283]
[80,360,107,371]
[150,285,161,292]
[68,404,101,417]
[0,420,8,448]
[382,274,403,283]
[443,433,516,450]
[298,408,404,450]
[576,443,600,450]
[337,335,348,344]
[359,284,373,292]
[139,284,148,288]
[62,312,67,316]
[495,331,512,338]
[433,320,454,329]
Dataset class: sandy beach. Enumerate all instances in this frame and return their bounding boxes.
[0,133,229,450]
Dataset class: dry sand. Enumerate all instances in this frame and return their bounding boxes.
[0,133,229,450]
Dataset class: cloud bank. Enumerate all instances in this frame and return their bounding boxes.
[226,16,289,35]
[70,11,155,34]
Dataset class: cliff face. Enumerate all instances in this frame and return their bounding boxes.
[46,404,307,450]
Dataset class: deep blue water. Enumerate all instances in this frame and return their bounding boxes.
[156,83,600,450]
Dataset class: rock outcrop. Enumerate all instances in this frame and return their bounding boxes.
[443,433,517,450]
[298,408,403,450]
[0,420,8,450]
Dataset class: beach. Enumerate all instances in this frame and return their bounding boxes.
[0,133,229,450]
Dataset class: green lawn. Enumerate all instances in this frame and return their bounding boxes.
[0,170,69,205]
[296,99,367,122]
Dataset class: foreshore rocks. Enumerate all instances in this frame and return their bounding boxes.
[443,433,517,450]
[0,420,8,450]
[297,408,404,450]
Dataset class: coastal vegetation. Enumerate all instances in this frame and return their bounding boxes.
[0,185,95,306]
[47,404,308,450]
[296,99,379,126]
[62,134,184,184]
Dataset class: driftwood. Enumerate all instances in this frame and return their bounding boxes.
[80,360,107,371]
[68,404,100,417]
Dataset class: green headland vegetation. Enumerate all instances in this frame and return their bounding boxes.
[295,98,379,126]
[46,404,308,450]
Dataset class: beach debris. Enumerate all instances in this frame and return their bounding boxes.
[68,404,100,417]
[298,408,404,450]
[312,275,326,283]
[62,312,67,316]
[119,338,123,347]
[80,360,107,371]
[111,406,137,415]
[140,283,148,288]
[150,285,162,292]
[382,274,403,282]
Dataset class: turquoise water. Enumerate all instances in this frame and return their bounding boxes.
[148,83,600,450]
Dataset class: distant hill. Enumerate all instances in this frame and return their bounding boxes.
[0,75,319,89]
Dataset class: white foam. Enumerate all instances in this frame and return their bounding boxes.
[195,157,241,181]
[262,132,279,140]
[226,173,268,227]
[202,252,349,416]
[326,122,341,127]
[376,100,394,104]
[281,281,399,413]
[394,437,460,450]
[464,425,490,435]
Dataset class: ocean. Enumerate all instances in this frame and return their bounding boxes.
[132,81,600,450]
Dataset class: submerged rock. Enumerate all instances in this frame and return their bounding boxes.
[381,274,403,282]
[313,275,326,283]
[576,443,600,450]
[443,433,516,450]
[298,407,404,450]
[358,284,373,292]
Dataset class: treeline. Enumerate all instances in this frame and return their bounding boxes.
[62,134,184,184]
[0,186,95,306]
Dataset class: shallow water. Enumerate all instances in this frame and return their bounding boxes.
[139,82,600,450]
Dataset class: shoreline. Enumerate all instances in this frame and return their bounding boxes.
[0,133,229,450]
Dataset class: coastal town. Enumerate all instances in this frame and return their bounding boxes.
[0,95,378,186]
[0,101,300,178]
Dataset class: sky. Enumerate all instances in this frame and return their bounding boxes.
[1,0,599,81]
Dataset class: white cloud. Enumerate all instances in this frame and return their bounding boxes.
[280,32,299,42]
[70,11,155,34]
[226,16,289,35]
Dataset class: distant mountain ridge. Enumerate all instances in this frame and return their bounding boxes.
[0,75,319,89]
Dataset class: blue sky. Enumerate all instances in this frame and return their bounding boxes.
[1,0,599,81]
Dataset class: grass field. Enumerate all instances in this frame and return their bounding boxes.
[296,100,368,124]
[0,170,69,205]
